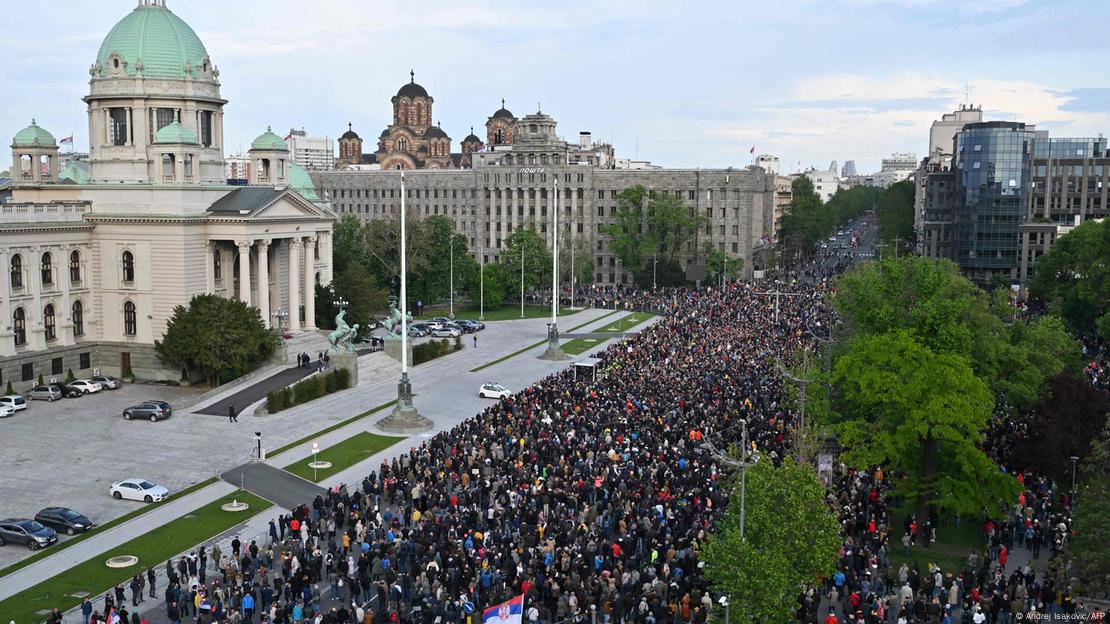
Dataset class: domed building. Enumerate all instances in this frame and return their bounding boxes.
[372,72,458,170]
[1,0,336,385]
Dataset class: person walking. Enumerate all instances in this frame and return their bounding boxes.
[147,566,156,599]
[473,334,478,348]
[228,404,237,423]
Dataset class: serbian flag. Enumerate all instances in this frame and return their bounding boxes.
[483,594,524,624]
[107,609,121,624]
[749,146,755,154]
[60,135,74,145]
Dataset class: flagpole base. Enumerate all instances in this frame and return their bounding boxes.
[538,323,569,361]
[377,373,433,433]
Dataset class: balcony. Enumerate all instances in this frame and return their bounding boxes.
[0,201,92,224]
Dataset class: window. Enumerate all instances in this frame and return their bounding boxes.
[79,352,90,370]
[41,252,53,286]
[123,301,137,336]
[155,108,176,132]
[109,108,128,146]
[52,357,62,376]
[43,304,56,341]
[162,154,175,181]
[213,250,222,280]
[184,154,194,179]
[21,363,33,382]
[199,110,213,147]
[72,300,84,337]
[122,251,135,282]
[69,250,81,283]
[13,307,26,346]
[10,254,23,289]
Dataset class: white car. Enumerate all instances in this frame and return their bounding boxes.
[0,405,15,418]
[110,478,170,503]
[478,382,511,400]
[0,395,28,412]
[90,375,122,390]
[70,380,103,395]
[431,326,461,338]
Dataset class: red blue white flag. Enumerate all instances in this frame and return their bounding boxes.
[483,594,524,624]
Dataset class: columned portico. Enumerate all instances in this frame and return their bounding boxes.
[287,238,301,333]
[237,240,252,304]
[303,236,317,331]
[256,239,271,327]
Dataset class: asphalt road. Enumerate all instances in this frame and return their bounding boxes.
[219,463,324,511]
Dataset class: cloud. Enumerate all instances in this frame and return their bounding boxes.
[1058,88,1110,113]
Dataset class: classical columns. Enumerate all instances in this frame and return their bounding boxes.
[287,238,301,332]
[0,249,12,356]
[204,241,216,294]
[318,231,333,285]
[303,236,317,331]
[256,240,271,327]
[237,240,252,304]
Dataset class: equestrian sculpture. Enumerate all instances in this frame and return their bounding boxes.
[327,309,360,354]
[382,301,413,338]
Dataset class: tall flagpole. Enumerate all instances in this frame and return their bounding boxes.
[541,175,567,360]
[378,169,432,433]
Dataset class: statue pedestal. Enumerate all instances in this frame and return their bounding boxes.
[538,323,569,361]
[376,373,433,433]
[383,337,414,366]
[329,351,359,386]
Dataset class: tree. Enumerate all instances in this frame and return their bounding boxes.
[602,185,705,282]
[702,458,841,624]
[831,330,1018,526]
[558,234,595,290]
[155,294,275,386]
[1070,417,1110,594]
[1009,373,1110,484]
[467,261,509,309]
[502,227,551,301]
[333,262,388,336]
[331,214,370,276]
[779,177,825,264]
[702,241,744,285]
[876,180,915,244]
[1029,218,1110,341]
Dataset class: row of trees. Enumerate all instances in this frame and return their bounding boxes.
[778,177,882,264]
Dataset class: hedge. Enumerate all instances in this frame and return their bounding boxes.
[267,368,351,413]
[413,336,463,365]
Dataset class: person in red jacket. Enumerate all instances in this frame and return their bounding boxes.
[825,608,840,624]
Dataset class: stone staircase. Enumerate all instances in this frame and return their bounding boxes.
[281,329,333,365]
[357,351,401,385]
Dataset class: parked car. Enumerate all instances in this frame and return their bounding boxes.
[0,395,27,412]
[478,382,512,400]
[110,478,170,503]
[431,326,461,338]
[123,401,172,422]
[0,405,14,418]
[34,507,93,535]
[0,519,57,550]
[49,383,84,399]
[27,385,63,402]
[454,320,479,333]
[90,375,122,390]
[460,319,485,331]
[408,324,430,338]
[69,380,103,395]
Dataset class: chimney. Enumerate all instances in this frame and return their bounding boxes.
[579,132,592,148]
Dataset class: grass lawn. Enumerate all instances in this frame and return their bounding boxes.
[600,311,653,333]
[269,400,396,457]
[283,431,403,483]
[0,476,218,583]
[418,305,578,322]
[469,309,621,373]
[0,490,271,623]
[888,523,986,574]
[561,337,606,355]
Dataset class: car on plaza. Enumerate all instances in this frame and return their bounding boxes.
[408,323,430,338]
[478,382,512,399]
[431,325,461,338]
[49,383,84,399]
[91,375,122,390]
[27,385,63,402]
[429,316,453,326]
[454,320,480,333]
[0,405,14,418]
[34,507,94,535]
[122,400,172,422]
[0,395,27,412]
[0,518,57,550]
[69,380,103,395]
[110,478,170,503]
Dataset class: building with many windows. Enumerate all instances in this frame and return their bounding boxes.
[285,128,334,170]
[1,0,334,388]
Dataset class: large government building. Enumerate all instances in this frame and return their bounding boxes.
[317,76,778,284]
[0,0,334,388]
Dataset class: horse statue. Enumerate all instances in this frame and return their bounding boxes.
[327,309,360,354]
[382,301,413,338]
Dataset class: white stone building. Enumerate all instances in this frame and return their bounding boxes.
[1,0,334,387]
[286,128,335,170]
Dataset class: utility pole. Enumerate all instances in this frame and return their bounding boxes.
[893,237,903,259]
[777,348,817,465]
[875,242,889,261]
[754,288,805,325]
[449,234,454,319]
[702,420,759,539]
[541,177,567,360]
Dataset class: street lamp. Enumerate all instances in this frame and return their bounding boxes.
[272,308,288,336]
[254,431,262,461]
[1070,455,1079,492]
[332,297,348,310]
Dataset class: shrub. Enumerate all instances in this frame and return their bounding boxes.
[66,369,76,383]
[333,368,351,390]
[37,373,44,386]
[266,390,285,413]
[324,370,338,393]
[454,335,463,351]
[280,387,293,408]
[4,382,12,395]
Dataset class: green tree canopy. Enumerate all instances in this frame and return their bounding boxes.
[467,261,510,309]
[832,330,1018,524]
[502,227,551,300]
[1028,217,1110,341]
[558,234,595,289]
[602,185,705,282]
[155,294,275,386]
[703,458,841,624]
[1071,416,1110,594]
[703,241,744,285]
[876,180,915,245]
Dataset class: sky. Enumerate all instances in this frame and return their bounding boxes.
[3,0,1110,174]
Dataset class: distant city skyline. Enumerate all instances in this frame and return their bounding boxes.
[3,0,1109,174]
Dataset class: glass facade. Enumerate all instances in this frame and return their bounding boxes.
[1033,137,1109,159]
[954,122,1035,282]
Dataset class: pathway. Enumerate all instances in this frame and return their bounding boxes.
[219,463,324,511]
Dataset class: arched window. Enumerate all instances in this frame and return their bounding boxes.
[10,253,23,289]
[504,155,513,166]
[122,250,135,282]
[123,301,137,336]
[213,250,222,280]
[314,241,320,260]
[397,137,408,151]
[43,304,56,341]
[494,129,504,145]
[41,252,53,286]
[72,300,84,337]
[13,307,26,346]
[69,250,81,284]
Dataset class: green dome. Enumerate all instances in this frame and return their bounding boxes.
[287,161,320,202]
[13,120,56,147]
[153,120,197,144]
[95,2,210,80]
[59,161,90,185]
[251,126,288,151]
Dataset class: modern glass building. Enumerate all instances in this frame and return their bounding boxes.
[953,122,1036,284]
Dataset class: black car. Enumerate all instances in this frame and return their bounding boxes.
[123,400,172,422]
[34,507,93,535]
[48,383,83,399]
[0,518,57,550]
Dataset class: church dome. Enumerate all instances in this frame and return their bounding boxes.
[340,123,360,141]
[95,1,211,80]
[463,127,482,144]
[396,72,429,99]
[492,99,514,120]
[12,119,56,147]
[251,126,288,151]
[287,161,320,202]
[423,125,448,139]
